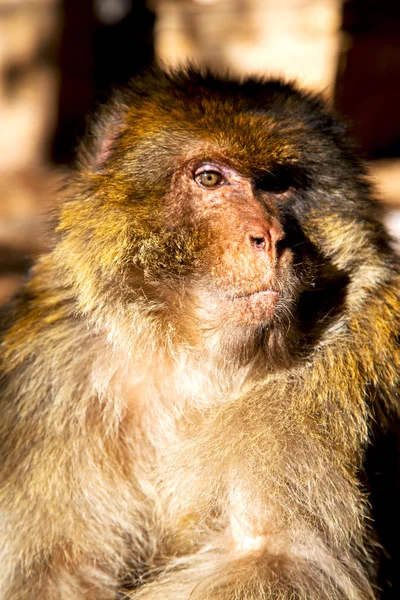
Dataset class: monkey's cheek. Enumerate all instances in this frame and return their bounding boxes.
[221,291,280,326]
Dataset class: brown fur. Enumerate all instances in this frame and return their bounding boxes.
[0,68,399,599]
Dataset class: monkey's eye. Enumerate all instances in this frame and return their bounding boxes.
[195,171,224,188]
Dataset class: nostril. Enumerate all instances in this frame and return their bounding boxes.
[250,235,266,250]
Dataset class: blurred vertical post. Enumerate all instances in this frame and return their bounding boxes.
[0,0,61,302]
[0,0,60,170]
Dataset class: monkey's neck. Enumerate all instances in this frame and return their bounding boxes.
[109,343,258,422]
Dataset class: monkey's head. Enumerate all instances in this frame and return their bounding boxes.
[55,69,391,367]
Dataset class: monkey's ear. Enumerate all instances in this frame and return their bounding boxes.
[85,99,128,172]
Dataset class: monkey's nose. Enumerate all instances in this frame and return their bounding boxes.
[245,213,285,254]
[249,235,267,251]
[247,223,273,251]
[247,222,285,256]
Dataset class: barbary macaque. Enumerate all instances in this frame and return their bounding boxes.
[0,68,399,600]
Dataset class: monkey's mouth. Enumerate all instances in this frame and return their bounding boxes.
[221,289,281,326]
[235,289,280,300]
[197,285,282,328]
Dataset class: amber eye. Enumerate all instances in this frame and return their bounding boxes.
[196,171,223,188]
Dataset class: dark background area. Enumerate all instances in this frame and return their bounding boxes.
[52,0,155,163]
[335,0,400,158]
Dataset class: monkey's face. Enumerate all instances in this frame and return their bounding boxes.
[109,132,324,367]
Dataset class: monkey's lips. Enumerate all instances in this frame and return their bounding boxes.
[226,289,280,325]
[236,289,280,300]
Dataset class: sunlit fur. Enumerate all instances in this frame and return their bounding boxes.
[0,68,399,600]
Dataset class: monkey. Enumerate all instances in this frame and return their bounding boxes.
[0,67,399,600]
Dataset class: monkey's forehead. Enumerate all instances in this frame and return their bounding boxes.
[120,120,301,175]
[109,73,338,173]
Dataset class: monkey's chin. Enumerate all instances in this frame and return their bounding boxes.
[222,290,280,327]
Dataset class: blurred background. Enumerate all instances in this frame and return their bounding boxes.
[0,0,399,595]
